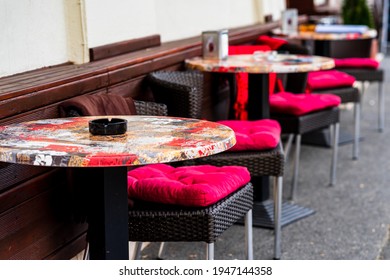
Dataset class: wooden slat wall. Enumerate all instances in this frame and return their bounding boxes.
[0,20,290,259]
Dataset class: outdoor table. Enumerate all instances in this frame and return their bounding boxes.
[185,54,334,120]
[185,54,334,228]
[0,115,236,260]
[273,28,378,146]
[275,28,377,57]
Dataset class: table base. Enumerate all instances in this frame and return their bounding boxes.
[86,167,129,260]
[238,200,315,229]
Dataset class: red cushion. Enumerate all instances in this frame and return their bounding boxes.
[256,35,287,50]
[127,164,251,207]
[217,119,281,151]
[334,58,379,69]
[228,45,271,55]
[270,92,341,116]
[228,45,276,120]
[307,70,356,91]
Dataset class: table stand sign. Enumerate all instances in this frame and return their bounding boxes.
[281,9,298,35]
[202,29,228,60]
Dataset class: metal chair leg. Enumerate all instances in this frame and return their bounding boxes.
[330,123,340,186]
[284,134,294,163]
[353,102,361,160]
[359,81,367,117]
[328,124,334,148]
[132,242,143,260]
[378,81,385,132]
[290,134,301,201]
[245,209,253,260]
[157,242,166,259]
[273,176,283,260]
[83,242,90,260]
[206,243,214,260]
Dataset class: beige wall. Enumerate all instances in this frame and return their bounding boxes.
[85,0,265,47]
[0,0,68,78]
[0,0,286,78]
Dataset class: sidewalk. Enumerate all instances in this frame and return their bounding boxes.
[137,54,390,260]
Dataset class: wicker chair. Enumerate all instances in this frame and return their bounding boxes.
[59,94,254,260]
[294,70,361,160]
[148,70,287,259]
[310,38,385,132]
[337,67,384,132]
[64,98,169,117]
[130,180,254,260]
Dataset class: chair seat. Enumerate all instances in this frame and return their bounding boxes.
[228,45,271,54]
[127,164,251,207]
[270,92,341,116]
[217,119,281,152]
[195,143,285,177]
[312,86,360,103]
[256,35,287,50]
[307,70,356,91]
[271,106,340,135]
[334,58,379,69]
[128,183,253,243]
[336,68,384,82]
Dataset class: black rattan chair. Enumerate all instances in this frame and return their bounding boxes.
[337,67,384,132]
[291,70,361,160]
[130,181,254,260]
[60,94,254,260]
[310,38,385,132]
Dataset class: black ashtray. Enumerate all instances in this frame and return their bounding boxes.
[89,118,127,135]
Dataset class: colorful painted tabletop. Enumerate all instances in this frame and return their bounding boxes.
[0,116,236,167]
[292,29,377,41]
[185,54,334,74]
[274,28,377,41]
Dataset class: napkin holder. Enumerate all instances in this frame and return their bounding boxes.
[202,29,229,60]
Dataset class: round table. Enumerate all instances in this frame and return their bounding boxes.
[186,54,334,120]
[289,29,377,41]
[274,29,377,57]
[0,115,236,259]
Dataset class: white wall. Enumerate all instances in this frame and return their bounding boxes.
[85,0,263,47]
[261,0,286,22]
[84,0,157,47]
[0,0,286,78]
[0,0,68,78]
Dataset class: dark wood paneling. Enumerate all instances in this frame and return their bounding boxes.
[45,233,87,260]
[0,170,87,259]
[0,73,109,119]
[90,35,161,61]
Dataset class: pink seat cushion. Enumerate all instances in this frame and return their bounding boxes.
[228,45,271,55]
[217,119,281,151]
[256,35,287,50]
[270,92,341,116]
[334,58,379,69]
[127,164,251,207]
[307,70,356,91]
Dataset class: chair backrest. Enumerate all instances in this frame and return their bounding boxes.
[59,94,167,117]
[286,0,317,14]
[316,38,372,58]
[148,71,204,119]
